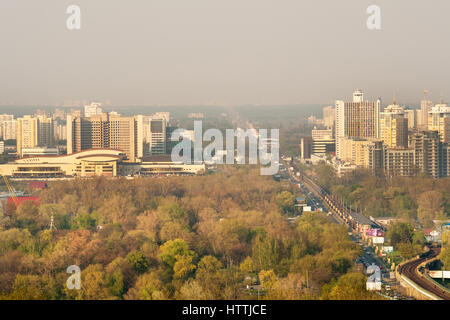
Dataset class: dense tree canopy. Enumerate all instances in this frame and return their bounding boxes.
[0,167,378,300]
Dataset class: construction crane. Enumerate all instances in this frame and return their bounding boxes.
[0,169,18,205]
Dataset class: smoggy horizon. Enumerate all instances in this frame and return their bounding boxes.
[1,0,450,107]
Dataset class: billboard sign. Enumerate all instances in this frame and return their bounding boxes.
[429,271,450,279]
[383,246,394,253]
[372,237,385,244]
[367,228,383,237]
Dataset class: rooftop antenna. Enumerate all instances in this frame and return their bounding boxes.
[423,89,428,101]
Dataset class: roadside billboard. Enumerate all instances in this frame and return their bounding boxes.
[429,271,450,279]
[383,246,393,253]
[372,237,385,244]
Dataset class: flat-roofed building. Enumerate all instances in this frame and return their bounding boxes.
[143,116,167,155]
[16,115,54,156]
[440,143,450,177]
[84,102,103,117]
[380,102,408,149]
[0,114,14,140]
[0,149,206,179]
[411,131,441,178]
[3,120,16,141]
[67,113,144,162]
[322,106,335,128]
[17,116,38,156]
[428,104,450,143]
[338,138,383,171]
[384,148,415,177]
[0,149,125,178]
[403,107,416,129]
[312,128,333,140]
[419,92,433,130]
[335,90,381,159]
[300,137,312,161]
[312,139,335,156]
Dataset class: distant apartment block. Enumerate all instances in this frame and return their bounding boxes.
[338,138,383,171]
[143,115,168,155]
[335,90,381,159]
[411,131,441,179]
[0,114,14,140]
[322,106,335,128]
[52,108,66,121]
[312,128,333,140]
[384,148,415,177]
[300,137,313,161]
[311,128,335,156]
[428,104,450,143]
[84,102,103,117]
[16,115,54,156]
[67,113,144,162]
[2,119,16,141]
[379,102,408,149]
[419,93,433,130]
[403,107,416,129]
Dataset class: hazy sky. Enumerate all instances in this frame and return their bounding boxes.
[0,0,449,107]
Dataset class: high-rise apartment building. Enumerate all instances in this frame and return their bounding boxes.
[53,109,66,121]
[67,113,144,162]
[311,128,335,156]
[84,102,103,117]
[142,115,168,155]
[384,148,415,177]
[379,102,408,149]
[411,131,441,178]
[3,120,17,141]
[0,114,14,140]
[440,143,450,178]
[300,137,313,161]
[312,128,333,140]
[16,115,54,156]
[37,115,54,147]
[403,107,416,129]
[322,106,335,128]
[338,138,383,171]
[54,123,67,141]
[335,90,381,159]
[419,91,433,130]
[428,104,450,143]
[17,116,38,155]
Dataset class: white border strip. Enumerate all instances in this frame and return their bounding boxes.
[400,274,443,300]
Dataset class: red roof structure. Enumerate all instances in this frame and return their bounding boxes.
[8,196,41,207]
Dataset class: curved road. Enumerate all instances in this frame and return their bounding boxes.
[398,247,450,300]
